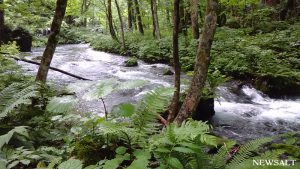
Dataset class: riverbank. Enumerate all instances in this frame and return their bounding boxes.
[71,22,300,98]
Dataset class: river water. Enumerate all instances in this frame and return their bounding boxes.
[18,44,300,142]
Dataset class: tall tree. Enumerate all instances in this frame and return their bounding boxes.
[190,0,199,39]
[127,0,133,30]
[174,0,218,124]
[0,0,4,28]
[81,0,91,26]
[35,0,68,83]
[115,0,125,50]
[107,0,118,40]
[134,0,144,34]
[150,0,160,39]
[167,0,181,123]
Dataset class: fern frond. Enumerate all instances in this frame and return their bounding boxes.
[0,126,28,149]
[0,83,38,119]
[83,79,117,101]
[210,140,236,169]
[46,96,78,113]
[116,80,148,90]
[226,137,273,169]
[132,87,174,137]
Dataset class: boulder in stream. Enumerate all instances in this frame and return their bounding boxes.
[163,68,174,75]
[0,26,32,52]
[124,58,138,67]
[192,98,215,122]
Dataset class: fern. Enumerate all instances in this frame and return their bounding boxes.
[132,87,174,138]
[0,83,39,119]
[225,137,273,169]
[46,96,78,113]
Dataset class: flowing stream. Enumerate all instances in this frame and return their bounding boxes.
[18,44,300,142]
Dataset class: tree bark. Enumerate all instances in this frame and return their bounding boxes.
[115,0,126,50]
[191,0,199,39]
[0,0,4,28]
[174,0,218,125]
[35,0,68,83]
[127,0,133,30]
[167,0,181,123]
[107,0,118,40]
[150,0,161,39]
[134,0,144,35]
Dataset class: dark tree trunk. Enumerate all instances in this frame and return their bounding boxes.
[134,0,144,35]
[150,0,161,39]
[35,0,68,83]
[81,0,91,26]
[174,0,218,125]
[115,0,126,50]
[191,0,199,39]
[0,0,4,29]
[167,0,181,123]
[127,0,133,30]
[107,0,118,40]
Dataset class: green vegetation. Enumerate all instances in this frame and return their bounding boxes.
[1,0,300,168]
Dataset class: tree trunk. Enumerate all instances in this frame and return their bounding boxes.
[0,0,4,28]
[150,0,161,39]
[107,0,118,40]
[191,0,199,39]
[35,0,68,83]
[167,0,181,123]
[115,0,126,50]
[174,0,218,125]
[134,0,144,35]
[127,0,133,30]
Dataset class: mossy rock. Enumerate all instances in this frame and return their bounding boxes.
[124,58,138,67]
[163,68,174,75]
[271,143,300,158]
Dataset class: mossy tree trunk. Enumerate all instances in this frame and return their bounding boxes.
[0,0,4,28]
[115,0,126,50]
[167,0,181,123]
[191,0,199,39]
[150,0,160,39]
[35,0,68,83]
[174,0,218,125]
[127,0,133,30]
[107,0,118,40]
[134,0,144,35]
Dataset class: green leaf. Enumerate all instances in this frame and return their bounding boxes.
[173,147,196,154]
[116,80,148,90]
[127,150,151,169]
[167,157,183,169]
[58,159,83,169]
[115,146,127,155]
[46,96,78,113]
[102,156,124,169]
[0,126,28,149]
[83,79,117,100]
[111,103,135,117]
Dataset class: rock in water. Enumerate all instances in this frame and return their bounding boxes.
[192,98,215,121]
[124,58,138,67]
[0,26,32,52]
[163,68,174,75]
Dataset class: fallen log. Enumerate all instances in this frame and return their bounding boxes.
[11,56,92,81]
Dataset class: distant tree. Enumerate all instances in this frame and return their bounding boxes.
[190,0,199,39]
[168,0,181,123]
[150,0,160,39]
[36,0,68,83]
[107,0,118,40]
[0,0,4,28]
[127,0,133,30]
[134,0,144,34]
[174,0,219,124]
[115,0,125,50]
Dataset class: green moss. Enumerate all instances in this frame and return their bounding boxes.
[124,58,138,67]
[271,143,300,158]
